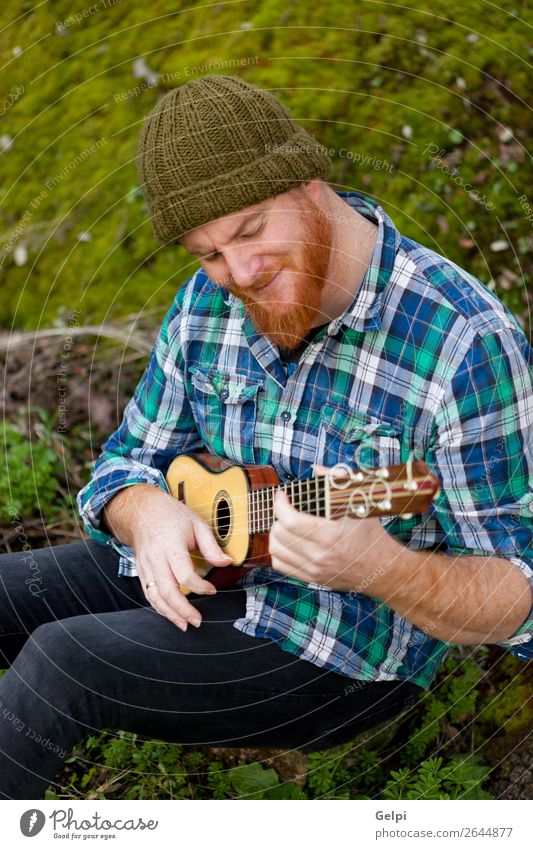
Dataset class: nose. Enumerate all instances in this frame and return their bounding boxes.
[223,245,264,288]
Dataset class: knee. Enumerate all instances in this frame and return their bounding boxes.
[14,620,93,698]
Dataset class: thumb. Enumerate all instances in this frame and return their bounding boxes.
[194,522,233,565]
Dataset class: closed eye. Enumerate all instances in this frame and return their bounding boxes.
[203,218,265,261]
[241,220,264,240]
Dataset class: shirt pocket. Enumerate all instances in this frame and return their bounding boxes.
[316,403,402,472]
[188,366,264,465]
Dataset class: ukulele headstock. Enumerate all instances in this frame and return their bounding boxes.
[321,458,439,520]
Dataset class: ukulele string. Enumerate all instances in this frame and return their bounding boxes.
[176,476,426,535]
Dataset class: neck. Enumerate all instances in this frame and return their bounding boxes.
[250,477,327,534]
[313,191,378,326]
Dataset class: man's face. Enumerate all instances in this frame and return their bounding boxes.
[180,183,333,349]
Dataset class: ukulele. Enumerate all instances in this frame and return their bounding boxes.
[165,452,440,592]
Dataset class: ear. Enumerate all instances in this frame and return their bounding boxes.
[302,178,325,202]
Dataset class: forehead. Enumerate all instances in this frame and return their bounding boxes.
[181,198,272,253]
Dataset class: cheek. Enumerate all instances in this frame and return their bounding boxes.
[203,264,231,286]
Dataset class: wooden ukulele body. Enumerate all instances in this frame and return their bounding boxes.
[166,452,279,587]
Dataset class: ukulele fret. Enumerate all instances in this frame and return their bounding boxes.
[249,488,254,535]
[305,477,312,516]
[262,486,268,534]
[252,491,258,534]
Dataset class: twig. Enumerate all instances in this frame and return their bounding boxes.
[87,767,133,798]
[0,326,153,355]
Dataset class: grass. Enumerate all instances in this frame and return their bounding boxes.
[0,0,530,331]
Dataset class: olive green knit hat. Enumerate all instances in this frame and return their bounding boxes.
[137,75,331,244]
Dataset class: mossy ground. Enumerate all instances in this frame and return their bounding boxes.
[0,1,530,330]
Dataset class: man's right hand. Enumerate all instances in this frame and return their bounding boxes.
[103,485,232,631]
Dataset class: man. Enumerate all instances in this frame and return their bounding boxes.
[0,75,531,800]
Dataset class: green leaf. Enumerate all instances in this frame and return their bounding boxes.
[264,783,308,800]
[228,763,280,797]
[448,129,464,144]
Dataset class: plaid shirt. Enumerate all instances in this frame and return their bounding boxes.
[77,191,533,689]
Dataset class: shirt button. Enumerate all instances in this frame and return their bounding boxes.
[281,410,291,422]
[220,388,229,400]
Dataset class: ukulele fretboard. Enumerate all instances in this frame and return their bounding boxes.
[249,477,327,534]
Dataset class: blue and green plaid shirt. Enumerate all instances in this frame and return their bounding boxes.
[77,191,533,689]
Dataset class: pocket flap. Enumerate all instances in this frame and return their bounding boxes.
[321,404,399,442]
[189,367,263,404]
[318,403,402,471]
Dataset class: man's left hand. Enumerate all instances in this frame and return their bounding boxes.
[269,487,402,593]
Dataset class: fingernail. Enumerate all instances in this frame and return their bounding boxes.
[179,623,187,632]
[192,619,201,628]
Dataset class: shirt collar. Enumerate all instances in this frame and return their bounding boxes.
[328,191,401,334]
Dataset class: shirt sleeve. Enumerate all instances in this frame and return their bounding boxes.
[76,286,204,551]
[427,324,533,648]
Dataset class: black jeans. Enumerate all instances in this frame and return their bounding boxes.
[0,540,423,799]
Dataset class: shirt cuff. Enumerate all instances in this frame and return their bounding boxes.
[496,557,533,648]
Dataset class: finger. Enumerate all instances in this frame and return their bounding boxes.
[273,490,323,532]
[171,561,217,596]
[269,533,315,571]
[148,568,204,626]
[269,524,308,560]
[153,584,203,628]
[270,519,315,549]
[137,557,204,626]
[166,547,218,595]
[194,521,233,567]
[144,585,192,631]
[311,464,330,476]
[270,553,311,581]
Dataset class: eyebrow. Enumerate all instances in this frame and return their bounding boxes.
[186,211,264,257]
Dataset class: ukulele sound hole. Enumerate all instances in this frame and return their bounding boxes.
[214,493,232,542]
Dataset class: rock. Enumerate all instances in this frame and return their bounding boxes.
[132,58,158,86]
[490,240,510,252]
[498,126,513,143]
[13,244,28,267]
[0,134,14,151]
[485,733,533,800]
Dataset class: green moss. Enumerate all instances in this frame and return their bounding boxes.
[475,654,533,737]
[0,0,530,329]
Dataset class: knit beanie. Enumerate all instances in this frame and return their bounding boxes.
[137,75,331,244]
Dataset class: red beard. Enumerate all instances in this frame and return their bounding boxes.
[225,196,333,350]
